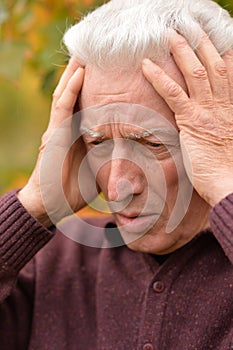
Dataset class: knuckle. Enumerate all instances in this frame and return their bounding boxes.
[165,82,182,98]
[214,60,227,77]
[229,73,233,84]
[41,132,49,147]
[222,49,233,60]
[55,99,69,112]
[69,85,78,96]
[190,66,208,80]
[55,99,63,110]
[173,37,188,50]
[52,89,59,100]
[200,33,211,45]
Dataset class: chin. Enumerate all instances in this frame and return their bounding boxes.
[125,228,179,255]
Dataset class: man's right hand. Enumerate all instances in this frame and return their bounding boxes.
[18,57,94,227]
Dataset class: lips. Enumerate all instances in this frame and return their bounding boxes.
[115,213,159,233]
[116,214,139,225]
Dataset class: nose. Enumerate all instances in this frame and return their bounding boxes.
[107,158,144,202]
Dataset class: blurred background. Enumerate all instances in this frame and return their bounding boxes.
[0,0,106,196]
[0,0,233,196]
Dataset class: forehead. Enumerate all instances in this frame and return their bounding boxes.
[80,102,179,142]
[79,58,186,126]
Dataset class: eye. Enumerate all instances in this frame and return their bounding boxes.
[92,139,104,145]
[87,139,114,158]
[146,141,162,148]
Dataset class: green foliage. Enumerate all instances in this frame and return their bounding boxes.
[0,41,29,80]
[0,0,107,93]
[215,0,233,12]
[0,0,106,194]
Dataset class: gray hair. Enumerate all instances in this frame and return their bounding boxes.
[63,0,233,71]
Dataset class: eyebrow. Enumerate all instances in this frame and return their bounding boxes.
[125,129,165,139]
[80,126,177,140]
[80,127,105,138]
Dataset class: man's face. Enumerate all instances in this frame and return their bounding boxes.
[79,62,210,255]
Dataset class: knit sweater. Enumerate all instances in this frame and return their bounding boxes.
[0,190,233,350]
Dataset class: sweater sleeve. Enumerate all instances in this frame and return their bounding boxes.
[0,189,55,302]
[209,193,233,264]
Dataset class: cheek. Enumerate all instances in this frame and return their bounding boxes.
[95,164,110,194]
[84,149,109,194]
[162,158,179,200]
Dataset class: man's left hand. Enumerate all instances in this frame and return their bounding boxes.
[142,31,233,206]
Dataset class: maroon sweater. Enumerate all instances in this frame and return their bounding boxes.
[0,190,233,350]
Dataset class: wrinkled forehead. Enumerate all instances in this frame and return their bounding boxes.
[79,57,187,127]
[80,102,178,141]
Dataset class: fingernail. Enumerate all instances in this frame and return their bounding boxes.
[143,58,153,66]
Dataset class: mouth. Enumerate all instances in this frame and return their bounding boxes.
[115,213,159,234]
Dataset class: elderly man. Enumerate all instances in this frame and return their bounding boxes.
[0,0,233,349]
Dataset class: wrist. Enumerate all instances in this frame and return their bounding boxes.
[205,180,233,207]
[17,187,52,228]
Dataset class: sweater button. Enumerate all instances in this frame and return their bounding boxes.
[143,343,155,350]
[153,281,165,293]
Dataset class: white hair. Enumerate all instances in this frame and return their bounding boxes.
[63,0,233,71]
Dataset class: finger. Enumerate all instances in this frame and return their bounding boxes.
[169,32,212,105]
[222,49,233,103]
[52,56,81,105]
[50,67,85,128]
[195,32,230,103]
[142,58,193,117]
